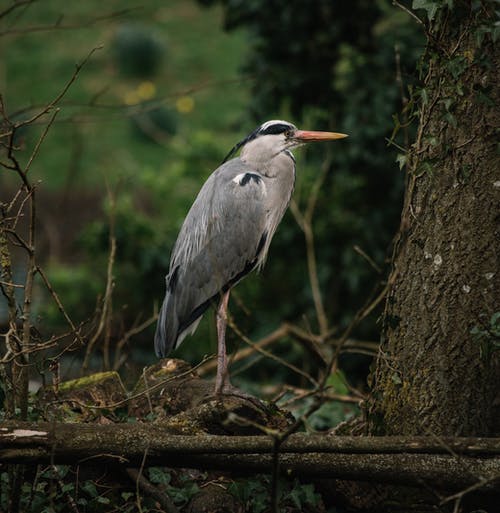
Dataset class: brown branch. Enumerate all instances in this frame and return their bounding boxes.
[392,1,425,28]
[0,0,37,21]
[36,266,85,347]
[199,320,377,380]
[0,9,136,37]
[226,317,319,387]
[113,312,158,371]
[126,465,180,513]
[198,324,288,376]
[0,423,499,492]
[82,184,117,373]
[14,46,102,129]
[24,107,60,175]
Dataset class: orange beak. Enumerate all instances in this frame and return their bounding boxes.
[294,130,348,142]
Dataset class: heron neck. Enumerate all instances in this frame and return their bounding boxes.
[241,150,295,178]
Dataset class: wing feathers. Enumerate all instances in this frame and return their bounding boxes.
[154,160,269,357]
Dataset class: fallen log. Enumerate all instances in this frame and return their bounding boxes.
[1,422,499,491]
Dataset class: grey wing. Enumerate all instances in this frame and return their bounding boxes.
[154,159,269,357]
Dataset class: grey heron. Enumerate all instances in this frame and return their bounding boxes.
[155,120,347,394]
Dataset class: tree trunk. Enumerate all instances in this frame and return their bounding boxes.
[368,1,499,437]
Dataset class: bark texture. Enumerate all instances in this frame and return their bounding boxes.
[1,422,499,491]
[368,2,500,437]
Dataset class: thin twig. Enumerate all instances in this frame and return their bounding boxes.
[82,184,117,373]
[126,465,179,513]
[0,9,135,37]
[24,108,60,175]
[0,0,37,21]
[393,0,425,27]
[113,312,158,371]
[36,266,85,347]
[353,245,383,274]
[226,316,318,387]
[15,45,103,128]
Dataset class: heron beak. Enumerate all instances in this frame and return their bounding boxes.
[294,130,348,142]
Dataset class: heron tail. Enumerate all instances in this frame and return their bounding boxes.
[154,290,204,358]
[154,293,177,358]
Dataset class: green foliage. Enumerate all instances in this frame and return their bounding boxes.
[113,24,166,78]
[0,465,201,513]
[286,482,321,510]
[1,0,251,368]
[130,103,178,142]
[199,0,423,363]
[412,0,440,22]
[3,0,424,390]
[230,477,269,513]
[283,370,359,431]
[229,475,324,513]
[2,0,427,395]
[148,467,200,506]
[40,264,102,327]
[471,312,500,360]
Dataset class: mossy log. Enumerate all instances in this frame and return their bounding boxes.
[0,422,499,492]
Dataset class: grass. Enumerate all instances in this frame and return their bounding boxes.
[2,0,251,189]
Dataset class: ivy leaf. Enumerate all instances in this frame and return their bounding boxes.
[412,0,439,22]
[396,153,407,171]
[148,467,171,485]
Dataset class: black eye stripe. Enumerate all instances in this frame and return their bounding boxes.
[221,121,295,164]
[259,123,293,136]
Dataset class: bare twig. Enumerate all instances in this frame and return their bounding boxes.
[393,0,425,27]
[353,245,383,274]
[24,108,60,175]
[15,46,103,128]
[51,465,80,513]
[289,154,332,337]
[82,184,117,373]
[113,312,158,371]
[36,266,85,347]
[440,475,500,507]
[126,464,180,513]
[0,9,136,37]
[0,0,37,21]
[226,316,319,387]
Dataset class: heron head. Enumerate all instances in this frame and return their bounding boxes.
[223,120,347,164]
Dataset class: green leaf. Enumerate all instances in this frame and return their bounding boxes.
[492,25,500,43]
[442,97,454,111]
[326,370,349,395]
[447,57,467,79]
[412,0,439,21]
[61,483,74,493]
[81,481,98,497]
[396,153,407,170]
[391,373,402,385]
[148,467,171,485]
[443,111,457,128]
[289,488,302,508]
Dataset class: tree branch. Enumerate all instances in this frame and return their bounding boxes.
[0,422,499,491]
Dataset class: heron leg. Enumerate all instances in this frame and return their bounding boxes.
[215,289,231,395]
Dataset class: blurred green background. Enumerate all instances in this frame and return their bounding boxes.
[1,0,422,394]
